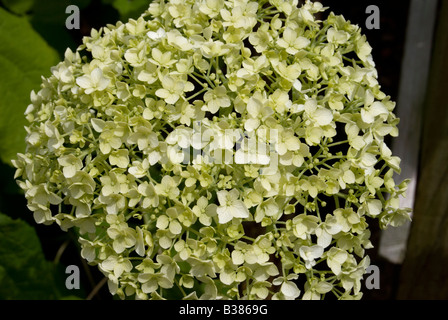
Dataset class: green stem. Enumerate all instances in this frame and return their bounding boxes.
[175,277,187,298]
[327,140,349,148]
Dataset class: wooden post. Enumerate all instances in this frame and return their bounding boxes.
[397,0,448,299]
[378,0,438,264]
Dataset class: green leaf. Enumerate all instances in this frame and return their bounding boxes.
[0,7,60,165]
[0,0,34,15]
[0,212,59,299]
[108,0,151,20]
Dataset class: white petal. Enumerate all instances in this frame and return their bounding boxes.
[217,207,233,224]
[244,118,260,132]
[231,200,250,219]
[216,190,228,206]
[169,220,182,235]
[293,79,302,91]
[228,189,240,201]
[310,245,324,259]
[90,68,103,84]
[76,75,91,89]
[281,281,300,298]
[63,166,77,178]
[98,77,110,91]
[295,36,310,49]
[370,101,388,116]
[231,250,245,265]
[135,227,145,256]
[367,199,382,216]
[317,229,332,248]
[304,99,317,113]
[156,215,170,229]
[361,109,374,124]
[313,108,333,126]
[91,118,105,132]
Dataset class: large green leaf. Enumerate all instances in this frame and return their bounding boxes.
[104,0,151,20]
[0,212,60,299]
[0,7,59,165]
[0,0,34,15]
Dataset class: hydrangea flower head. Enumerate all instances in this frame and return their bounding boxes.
[13,0,411,300]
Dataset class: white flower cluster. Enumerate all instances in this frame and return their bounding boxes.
[13,0,411,300]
